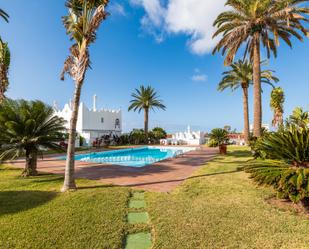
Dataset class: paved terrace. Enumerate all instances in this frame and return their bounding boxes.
[10,147,218,192]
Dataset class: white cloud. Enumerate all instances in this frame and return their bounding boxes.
[109,3,127,17]
[192,74,208,82]
[130,0,227,55]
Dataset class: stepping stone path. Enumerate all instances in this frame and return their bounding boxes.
[125,191,152,249]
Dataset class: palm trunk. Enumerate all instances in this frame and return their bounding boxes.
[23,149,38,177]
[253,32,262,137]
[242,86,250,145]
[61,80,83,192]
[144,108,149,144]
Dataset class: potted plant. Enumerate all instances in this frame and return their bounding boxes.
[210,128,229,154]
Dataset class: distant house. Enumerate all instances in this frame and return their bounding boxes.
[54,95,122,146]
[250,123,270,132]
[228,133,245,146]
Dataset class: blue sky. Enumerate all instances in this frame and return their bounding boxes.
[1,0,309,133]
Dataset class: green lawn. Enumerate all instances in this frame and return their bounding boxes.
[1,147,309,249]
[0,165,130,249]
[146,147,309,249]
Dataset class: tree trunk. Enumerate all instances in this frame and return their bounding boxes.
[144,108,149,144]
[242,86,250,145]
[23,150,38,177]
[61,80,83,192]
[252,32,262,137]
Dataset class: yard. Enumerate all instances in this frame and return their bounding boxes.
[1,147,309,248]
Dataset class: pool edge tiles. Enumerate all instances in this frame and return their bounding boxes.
[60,146,197,168]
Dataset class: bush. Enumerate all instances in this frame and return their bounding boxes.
[254,125,309,166]
[246,119,309,205]
[245,163,309,204]
[208,139,219,147]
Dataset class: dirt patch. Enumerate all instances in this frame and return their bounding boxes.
[266,196,309,218]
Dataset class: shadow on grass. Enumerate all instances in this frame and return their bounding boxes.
[124,169,242,188]
[77,184,115,190]
[227,150,252,157]
[0,191,57,216]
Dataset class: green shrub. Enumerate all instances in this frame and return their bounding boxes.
[256,125,309,166]
[245,163,309,204]
[208,139,219,147]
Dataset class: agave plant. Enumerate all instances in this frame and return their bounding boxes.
[270,87,285,127]
[0,99,66,176]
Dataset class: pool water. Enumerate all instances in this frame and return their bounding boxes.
[72,146,196,167]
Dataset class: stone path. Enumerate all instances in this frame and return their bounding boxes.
[10,147,218,192]
[125,191,152,249]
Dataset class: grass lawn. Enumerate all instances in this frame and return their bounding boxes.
[0,165,130,249]
[146,147,309,249]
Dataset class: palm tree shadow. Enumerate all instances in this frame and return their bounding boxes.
[0,191,57,216]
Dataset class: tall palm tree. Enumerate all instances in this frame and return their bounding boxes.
[213,0,309,137]
[128,86,166,142]
[270,87,285,127]
[218,60,279,144]
[0,8,9,23]
[0,99,66,176]
[60,0,109,192]
[0,39,10,101]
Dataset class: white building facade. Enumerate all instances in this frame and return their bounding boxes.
[54,95,122,146]
[160,126,205,146]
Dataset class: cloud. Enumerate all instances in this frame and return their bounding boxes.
[191,68,207,82]
[109,3,127,17]
[130,0,227,55]
[192,74,207,82]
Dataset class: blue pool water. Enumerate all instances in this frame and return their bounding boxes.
[70,146,196,167]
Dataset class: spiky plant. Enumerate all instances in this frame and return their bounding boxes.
[60,0,109,192]
[213,0,309,138]
[270,87,285,127]
[218,60,278,144]
[0,99,66,176]
[287,107,309,128]
[0,39,10,101]
[128,86,166,141]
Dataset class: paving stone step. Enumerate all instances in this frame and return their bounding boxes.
[129,199,146,209]
[127,212,149,224]
[125,232,152,249]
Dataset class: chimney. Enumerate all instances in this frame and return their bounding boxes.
[93,94,97,111]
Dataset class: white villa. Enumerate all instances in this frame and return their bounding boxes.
[160,126,205,146]
[54,95,122,146]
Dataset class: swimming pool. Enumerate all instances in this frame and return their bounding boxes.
[71,146,196,167]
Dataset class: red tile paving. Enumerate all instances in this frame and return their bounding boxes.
[9,147,218,192]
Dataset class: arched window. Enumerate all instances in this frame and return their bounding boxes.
[115,119,120,129]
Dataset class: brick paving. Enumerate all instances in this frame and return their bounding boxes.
[10,147,218,192]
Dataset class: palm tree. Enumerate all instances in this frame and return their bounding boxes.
[60,0,109,192]
[218,59,278,144]
[0,8,9,23]
[270,87,285,127]
[128,86,166,141]
[0,39,10,101]
[0,99,66,176]
[213,0,309,137]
